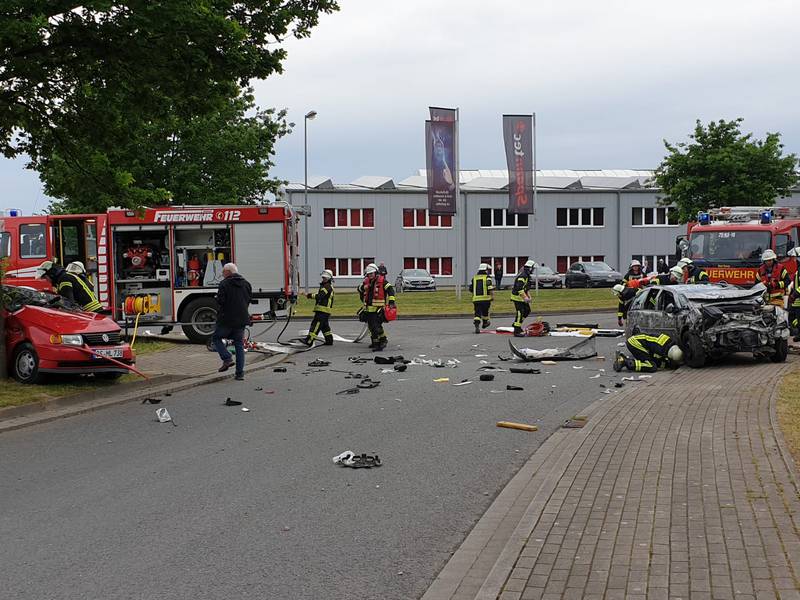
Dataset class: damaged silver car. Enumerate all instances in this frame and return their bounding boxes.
[625,283,789,368]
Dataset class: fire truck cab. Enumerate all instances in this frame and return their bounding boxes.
[1,205,299,343]
[682,206,800,286]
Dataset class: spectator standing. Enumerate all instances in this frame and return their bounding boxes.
[212,263,252,381]
[494,261,503,290]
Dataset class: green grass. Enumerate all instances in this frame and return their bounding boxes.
[129,338,176,356]
[777,369,800,467]
[293,287,617,317]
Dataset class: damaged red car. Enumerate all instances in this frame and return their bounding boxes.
[2,285,136,384]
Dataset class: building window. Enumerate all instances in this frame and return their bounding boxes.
[322,208,375,229]
[556,207,604,228]
[19,223,46,258]
[630,254,679,272]
[479,208,529,228]
[556,255,605,273]
[402,208,453,228]
[631,206,672,226]
[480,256,529,275]
[323,257,375,277]
[403,257,453,276]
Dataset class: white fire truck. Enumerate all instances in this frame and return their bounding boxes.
[1,205,300,342]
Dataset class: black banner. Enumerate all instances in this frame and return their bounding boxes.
[429,106,457,122]
[503,114,534,214]
[425,119,457,215]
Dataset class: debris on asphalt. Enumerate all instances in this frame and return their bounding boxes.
[614,382,624,388]
[556,322,598,329]
[224,398,243,406]
[155,408,176,426]
[165,393,172,397]
[333,452,382,468]
[506,385,524,391]
[394,363,408,372]
[452,380,473,386]
[433,377,450,383]
[563,416,588,428]
[497,421,538,432]
[572,366,583,369]
[308,358,330,367]
[475,354,488,357]
[508,336,597,362]
[509,367,540,374]
[333,450,355,464]
[336,388,360,395]
[357,378,381,389]
[241,407,250,412]
[477,366,508,372]
[273,367,287,373]
[479,374,495,381]
[141,397,162,404]
[380,368,395,374]
[254,386,263,391]
[541,360,557,365]
[348,356,368,364]
[590,373,602,379]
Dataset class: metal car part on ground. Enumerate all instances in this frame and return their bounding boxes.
[507,335,598,362]
[624,283,789,367]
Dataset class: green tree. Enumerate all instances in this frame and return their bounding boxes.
[0,1,338,209]
[655,119,798,223]
[45,88,292,213]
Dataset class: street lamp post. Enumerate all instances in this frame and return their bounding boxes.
[304,110,317,295]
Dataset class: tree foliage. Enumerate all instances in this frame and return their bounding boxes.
[0,1,338,210]
[655,119,798,223]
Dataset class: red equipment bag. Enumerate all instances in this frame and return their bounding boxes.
[383,305,398,322]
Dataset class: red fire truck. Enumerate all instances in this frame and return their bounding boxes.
[1,205,300,342]
[682,206,800,286]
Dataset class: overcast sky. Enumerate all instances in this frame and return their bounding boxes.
[3,0,799,214]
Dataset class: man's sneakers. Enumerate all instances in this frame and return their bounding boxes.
[613,351,626,373]
[218,359,234,372]
[234,374,244,381]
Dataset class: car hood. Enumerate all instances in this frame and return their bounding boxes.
[671,283,767,302]
[588,271,621,278]
[13,305,120,334]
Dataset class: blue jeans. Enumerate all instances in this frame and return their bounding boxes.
[213,325,245,376]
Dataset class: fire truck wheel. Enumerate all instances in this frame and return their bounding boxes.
[13,342,42,384]
[181,297,218,343]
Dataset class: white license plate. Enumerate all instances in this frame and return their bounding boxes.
[93,348,123,359]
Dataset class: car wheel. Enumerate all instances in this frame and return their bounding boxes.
[13,342,42,384]
[181,297,219,343]
[564,279,571,288]
[681,331,706,368]
[771,338,789,363]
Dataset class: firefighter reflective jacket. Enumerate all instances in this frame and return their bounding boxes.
[686,265,709,284]
[623,269,644,284]
[313,283,335,314]
[470,273,494,302]
[510,269,532,302]
[358,275,396,312]
[65,271,102,312]
[616,287,637,319]
[628,333,676,364]
[756,262,790,300]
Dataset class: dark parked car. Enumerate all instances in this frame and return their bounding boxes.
[564,261,623,288]
[395,269,436,292]
[532,265,562,288]
[625,283,789,367]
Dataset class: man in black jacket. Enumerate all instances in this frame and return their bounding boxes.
[212,263,252,381]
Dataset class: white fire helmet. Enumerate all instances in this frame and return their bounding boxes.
[364,263,378,276]
[66,261,86,275]
[478,263,490,272]
[611,284,625,296]
[524,260,536,269]
[788,247,800,258]
[669,266,684,280]
[668,345,684,364]
[677,257,692,268]
[35,260,55,279]
[320,269,333,281]
[629,259,641,268]
[762,249,777,262]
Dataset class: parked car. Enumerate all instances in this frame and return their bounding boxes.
[625,283,789,367]
[395,269,436,292]
[2,285,136,383]
[564,261,623,288]
[532,265,562,288]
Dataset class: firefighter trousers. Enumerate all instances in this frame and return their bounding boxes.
[473,301,491,327]
[513,301,530,329]
[625,339,659,373]
[307,312,332,342]
[365,311,387,343]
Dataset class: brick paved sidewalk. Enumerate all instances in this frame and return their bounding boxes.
[424,360,800,600]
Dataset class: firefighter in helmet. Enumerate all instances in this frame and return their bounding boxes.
[787,247,800,340]
[756,249,790,305]
[614,332,684,373]
[358,263,397,351]
[66,261,94,291]
[677,258,709,284]
[623,259,644,284]
[612,283,637,327]
[469,263,494,333]
[304,269,335,346]
[36,260,102,312]
[510,260,536,337]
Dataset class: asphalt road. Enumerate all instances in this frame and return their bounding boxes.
[0,313,626,600]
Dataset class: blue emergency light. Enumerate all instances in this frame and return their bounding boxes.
[697,211,711,225]
[6,208,21,217]
[760,210,772,224]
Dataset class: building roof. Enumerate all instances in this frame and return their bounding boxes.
[283,169,656,192]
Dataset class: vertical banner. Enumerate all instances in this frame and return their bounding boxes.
[430,106,457,122]
[425,119,457,215]
[503,114,535,214]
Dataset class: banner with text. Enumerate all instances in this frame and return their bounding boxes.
[503,114,534,214]
[425,119,457,214]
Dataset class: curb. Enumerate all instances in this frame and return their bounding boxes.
[0,352,289,434]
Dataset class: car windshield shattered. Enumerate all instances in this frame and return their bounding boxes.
[1,285,82,313]
[687,230,771,261]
